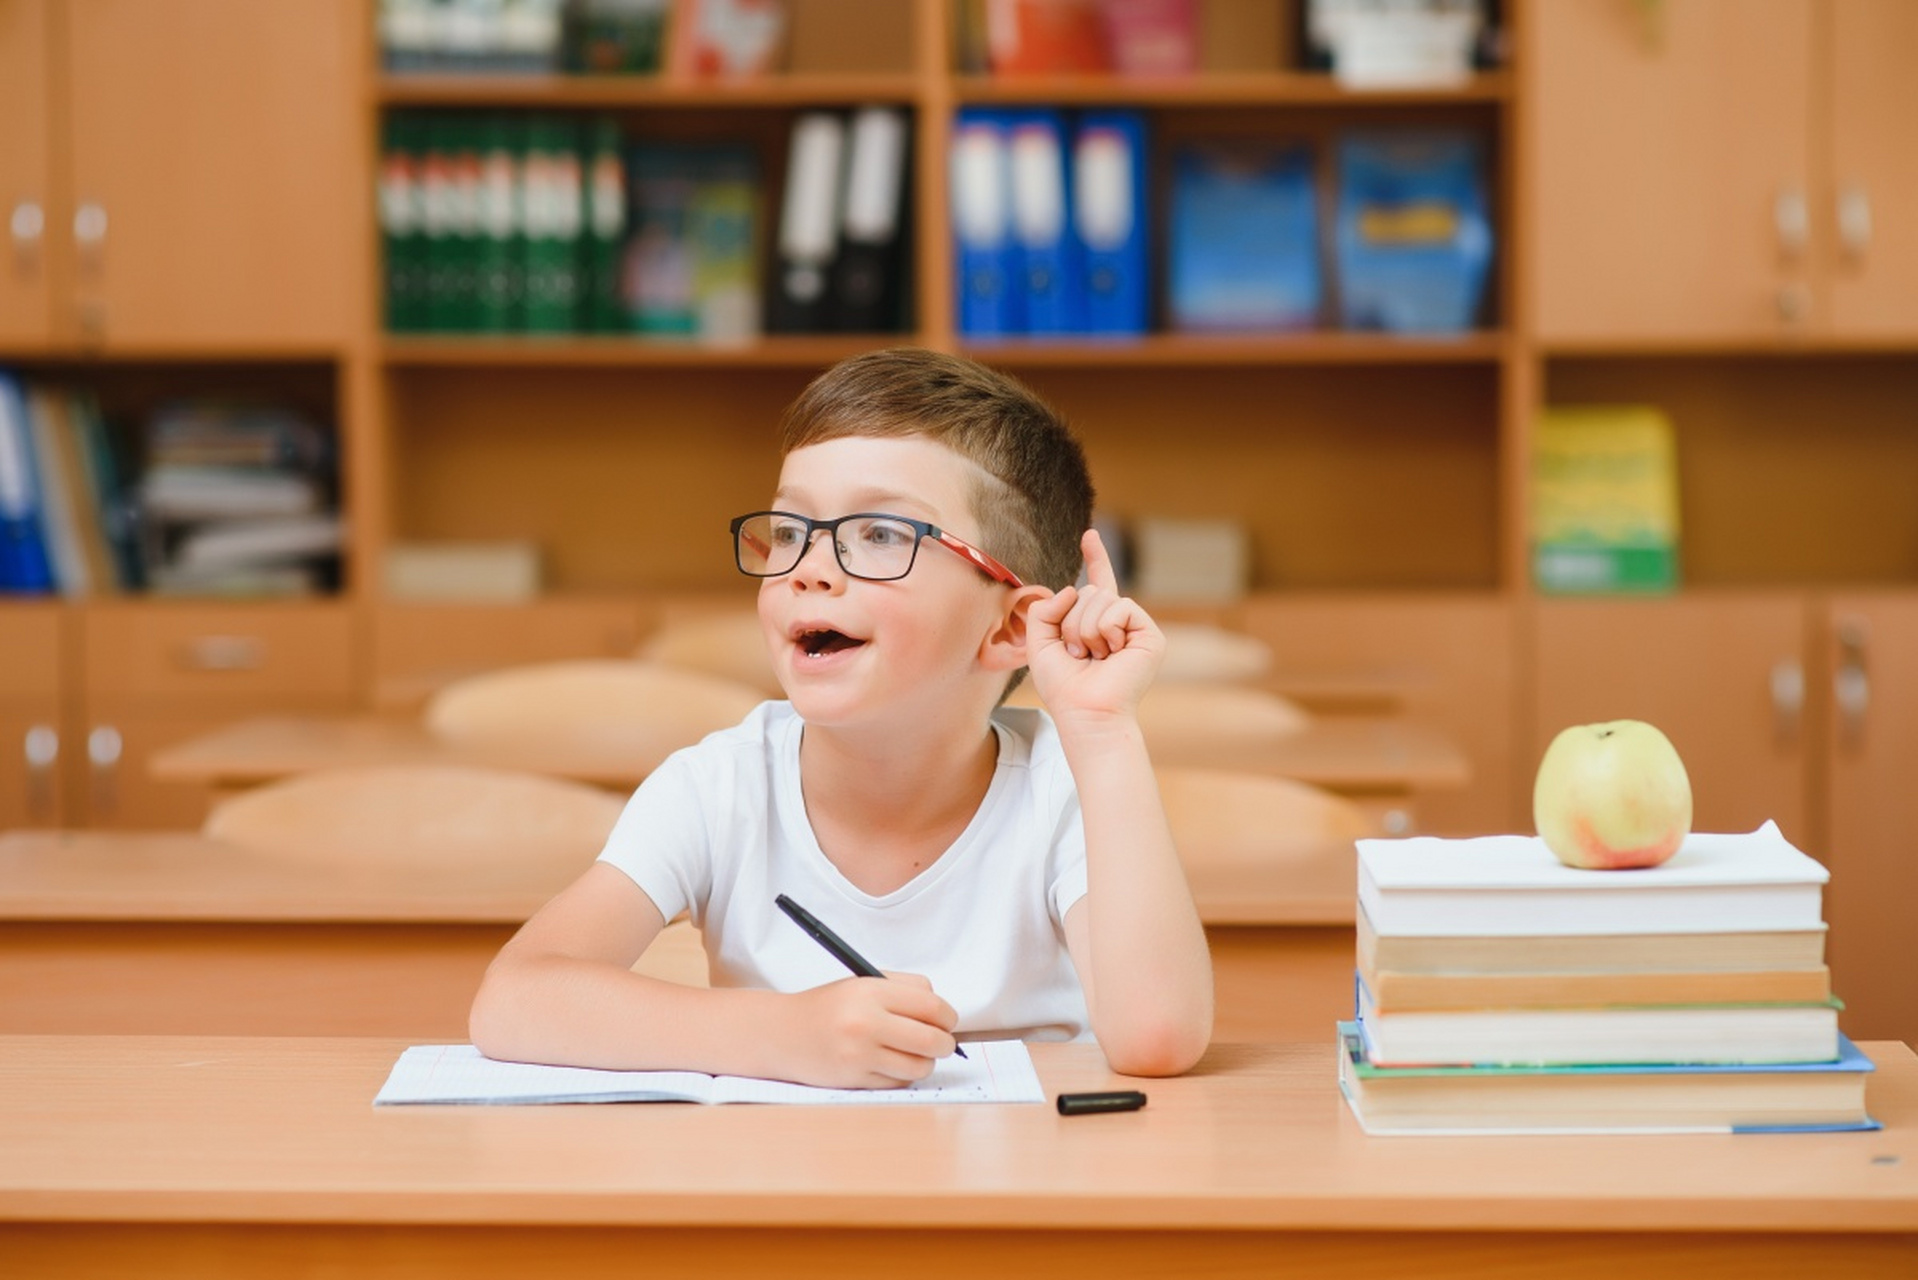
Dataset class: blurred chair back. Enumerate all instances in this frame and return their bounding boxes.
[1156,621,1275,684]
[636,608,783,697]
[1137,682,1311,754]
[423,659,766,768]
[204,762,709,986]
[1158,766,1378,909]
[203,763,624,873]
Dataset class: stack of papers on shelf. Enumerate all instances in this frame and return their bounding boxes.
[1339,822,1879,1134]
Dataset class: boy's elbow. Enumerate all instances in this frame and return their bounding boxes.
[1099,1011,1212,1078]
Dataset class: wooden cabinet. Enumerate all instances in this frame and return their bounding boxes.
[0,604,67,829]
[1532,594,1816,841]
[0,0,56,350]
[370,599,649,711]
[1533,590,1918,1046]
[1528,0,1918,344]
[1822,593,1918,1043]
[73,602,359,828]
[1825,0,1918,337]
[1,0,360,352]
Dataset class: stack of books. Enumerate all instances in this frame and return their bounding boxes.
[1339,821,1879,1134]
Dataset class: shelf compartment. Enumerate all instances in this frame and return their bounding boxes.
[966,332,1508,368]
[380,335,904,369]
[377,73,923,109]
[952,71,1513,108]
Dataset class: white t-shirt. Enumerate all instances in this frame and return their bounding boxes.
[596,700,1093,1043]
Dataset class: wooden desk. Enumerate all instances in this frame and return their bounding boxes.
[0,829,1357,1041]
[0,831,565,1037]
[3,1036,1913,1278]
[150,712,1469,830]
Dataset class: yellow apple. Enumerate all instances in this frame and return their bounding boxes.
[1533,720,1693,870]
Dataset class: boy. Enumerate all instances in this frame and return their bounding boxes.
[470,348,1213,1086]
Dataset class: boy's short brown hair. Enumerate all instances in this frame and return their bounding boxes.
[778,348,1094,592]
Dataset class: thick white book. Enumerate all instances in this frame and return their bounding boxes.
[374,1040,1045,1106]
[1357,821,1828,938]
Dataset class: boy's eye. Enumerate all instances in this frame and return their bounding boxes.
[768,520,807,547]
[861,520,914,548]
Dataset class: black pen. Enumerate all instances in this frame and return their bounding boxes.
[774,893,967,1059]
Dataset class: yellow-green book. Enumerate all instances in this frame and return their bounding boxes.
[1533,404,1679,593]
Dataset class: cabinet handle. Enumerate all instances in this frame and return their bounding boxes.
[1837,185,1872,260]
[23,725,58,822]
[1774,188,1809,258]
[1769,658,1804,745]
[10,201,44,267]
[1776,282,1809,326]
[73,201,107,267]
[87,724,123,817]
[179,634,267,672]
[1834,619,1869,748]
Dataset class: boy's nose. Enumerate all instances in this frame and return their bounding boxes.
[789,531,843,586]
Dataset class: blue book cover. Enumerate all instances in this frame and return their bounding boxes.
[1167,141,1321,332]
[0,372,55,594]
[950,108,1020,337]
[1333,131,1492,334]
[1072,110,1149,336]
[1005,109,1082,335]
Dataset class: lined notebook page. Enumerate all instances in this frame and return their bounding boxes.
[374,1040,1045,1106]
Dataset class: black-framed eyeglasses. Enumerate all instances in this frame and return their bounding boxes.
[730,511,1024,587]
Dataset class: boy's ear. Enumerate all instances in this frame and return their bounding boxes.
[979,584,1054,673]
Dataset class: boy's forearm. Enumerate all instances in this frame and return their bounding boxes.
[1059,716,1215,1074]
[470,954,795,1078]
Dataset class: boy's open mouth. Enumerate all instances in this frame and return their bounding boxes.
[796,628,865,657]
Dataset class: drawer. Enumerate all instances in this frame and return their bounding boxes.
[81,602,358,705]
[0,602,66,703]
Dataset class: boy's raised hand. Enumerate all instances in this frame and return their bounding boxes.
[1025,528,1165,726]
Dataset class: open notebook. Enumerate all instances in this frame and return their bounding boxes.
[374,1040,1045,1106]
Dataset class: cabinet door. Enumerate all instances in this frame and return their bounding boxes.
[63,0,358,349]
[0,603,68,828]
[1825,0,1918,336]
[70,710,230,830]
[1824,593,1918,1044]
[1532,595,1812,840]
[1529,0,1816,342]
[1237,594,1519,837]
[0,0,56,347]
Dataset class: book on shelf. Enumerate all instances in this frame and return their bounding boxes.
[827,106,910,333]
[983,0,1110,75]
[0,373,56,594]
[380,0,567,74]
[1102,0,1198,76]
[563,0,672,74]
[1533,404,1681,595]
[1355,974,1842,1068]
[1167,140,1321,332]
[949,107,1149,339]
[1332,131,1492,334]
[1356,821,1829,939]
[1336,1022,1879,1136]
[666,0,787,78]
[768,111,846,333]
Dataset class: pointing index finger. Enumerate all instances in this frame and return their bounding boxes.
[1081,528,1119,593]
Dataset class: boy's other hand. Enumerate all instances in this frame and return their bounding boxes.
[1025,528,1164,727]
[780,972,960,1089]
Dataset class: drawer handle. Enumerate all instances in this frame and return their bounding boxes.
[24,725,58,821]
[88,725,122,818]
[180,635,267,672]
[1835,619,1869,748]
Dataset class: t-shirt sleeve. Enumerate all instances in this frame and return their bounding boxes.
[594,751,716,926]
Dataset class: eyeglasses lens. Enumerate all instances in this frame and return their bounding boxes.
[736,514,922,581]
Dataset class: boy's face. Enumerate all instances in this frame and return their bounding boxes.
[758,435,1017,731]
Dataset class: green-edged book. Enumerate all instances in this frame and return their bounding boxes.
[379,112,430,332]
[522,114,584,333]
[473,113,521,333]
[582,115,628,332]
[1533,403,1679,593]
[1336,1022,1879,1135]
